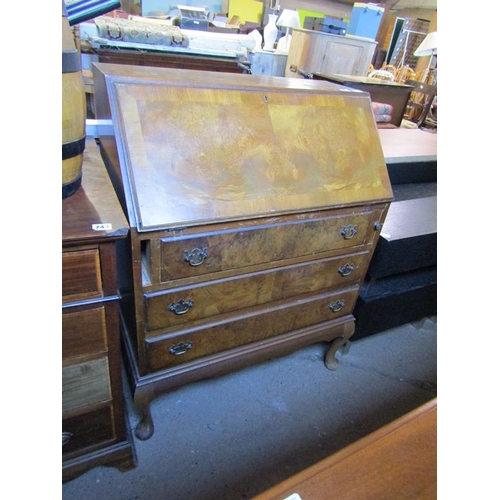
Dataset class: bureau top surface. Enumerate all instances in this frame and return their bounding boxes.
[62,137,129,245]
[95,64,393,231]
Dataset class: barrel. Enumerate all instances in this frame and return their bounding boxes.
[62,1,86,199]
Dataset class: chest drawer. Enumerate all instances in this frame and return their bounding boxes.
[62,306,108,359]
[146,285,359,371]
[62,357,112,414]
[159,209,380,283]
[145,251,370,332]
[62,405,115,456]
[62,249,102,303]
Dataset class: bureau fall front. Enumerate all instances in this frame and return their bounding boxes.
[93,63,393,440]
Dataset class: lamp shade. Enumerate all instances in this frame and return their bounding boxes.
[414,31,437,57]
[276,9,300,29]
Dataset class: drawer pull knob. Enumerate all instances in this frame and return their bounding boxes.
[184,247,208,266]
[341,224,358,240]
[374,221,382,231]
[62,431,73,446]
[168,299,194,315]
[169,341,193,356]
[329,299,346,313]
[338,263,355,277]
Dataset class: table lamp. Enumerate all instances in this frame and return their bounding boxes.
[276,9,300,53]
[414,31,437,71]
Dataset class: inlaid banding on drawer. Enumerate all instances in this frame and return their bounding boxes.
[145,252,370,331]
[159,211,377,282]
[62,306,108,359]
[62,357,111,414]
[146,286,358,371]
[62,249,103,303]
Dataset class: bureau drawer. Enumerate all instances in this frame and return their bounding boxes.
[145,251,370,331]
[62,305,108,359]
[62,357,112,414]
[146,286,358,371]
[62,405,115,457]
[62,249,103,303]
[159,209,380,282]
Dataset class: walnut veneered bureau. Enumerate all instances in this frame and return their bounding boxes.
[92,63,393,440]
[62,137,136,481]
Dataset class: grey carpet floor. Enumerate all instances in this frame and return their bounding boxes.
[62,317,437,500]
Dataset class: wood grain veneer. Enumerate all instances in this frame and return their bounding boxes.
[93,64,393,441]
[62,137,136,481]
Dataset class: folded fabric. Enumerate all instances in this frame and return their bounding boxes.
[371,102,394,116]
[374,114,392,123]
[94,16,189,47]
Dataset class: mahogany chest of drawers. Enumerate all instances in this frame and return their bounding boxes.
[93,63,393,440]
[62,138,136,481]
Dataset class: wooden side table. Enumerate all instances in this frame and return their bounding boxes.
[62,137,136,482]
[313,73,414,127]
[95,47,249,73]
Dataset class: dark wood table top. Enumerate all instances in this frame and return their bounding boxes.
[253,398,437,500]
[62,137,129,246]
[314,73,414,88]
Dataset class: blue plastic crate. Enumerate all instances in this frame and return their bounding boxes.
[347,3,384,39]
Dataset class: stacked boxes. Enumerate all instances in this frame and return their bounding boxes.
[304,16,348,35]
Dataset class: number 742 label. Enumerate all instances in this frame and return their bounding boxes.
[92,223,112,231]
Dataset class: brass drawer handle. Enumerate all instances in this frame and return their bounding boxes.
[168,299,194,315]
[329,299,346,313]
[184,247,208,266]
[62,431,73,446]
[169,341,193,356]
[341,224,358,240]
[338,263,355,277]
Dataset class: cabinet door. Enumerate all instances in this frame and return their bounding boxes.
[322,40,371,76]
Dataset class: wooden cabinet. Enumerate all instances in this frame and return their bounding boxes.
[93,63,393,440]
[62,138,136,482]
[285,29,377,78]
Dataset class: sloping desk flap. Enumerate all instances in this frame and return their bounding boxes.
[102,66,392,231]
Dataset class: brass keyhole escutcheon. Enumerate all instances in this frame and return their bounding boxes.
[184,247,208,266]
[168,299,194,315]
[329,299,346,313]
[341,224,358,240]
[169,341,193,356]
[62,431,73,446]
[338,263,355,277]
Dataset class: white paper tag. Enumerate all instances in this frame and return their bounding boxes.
[92,223,112,231]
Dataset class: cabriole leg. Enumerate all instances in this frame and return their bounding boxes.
[133,389,155,441]
[325,336,349,371]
